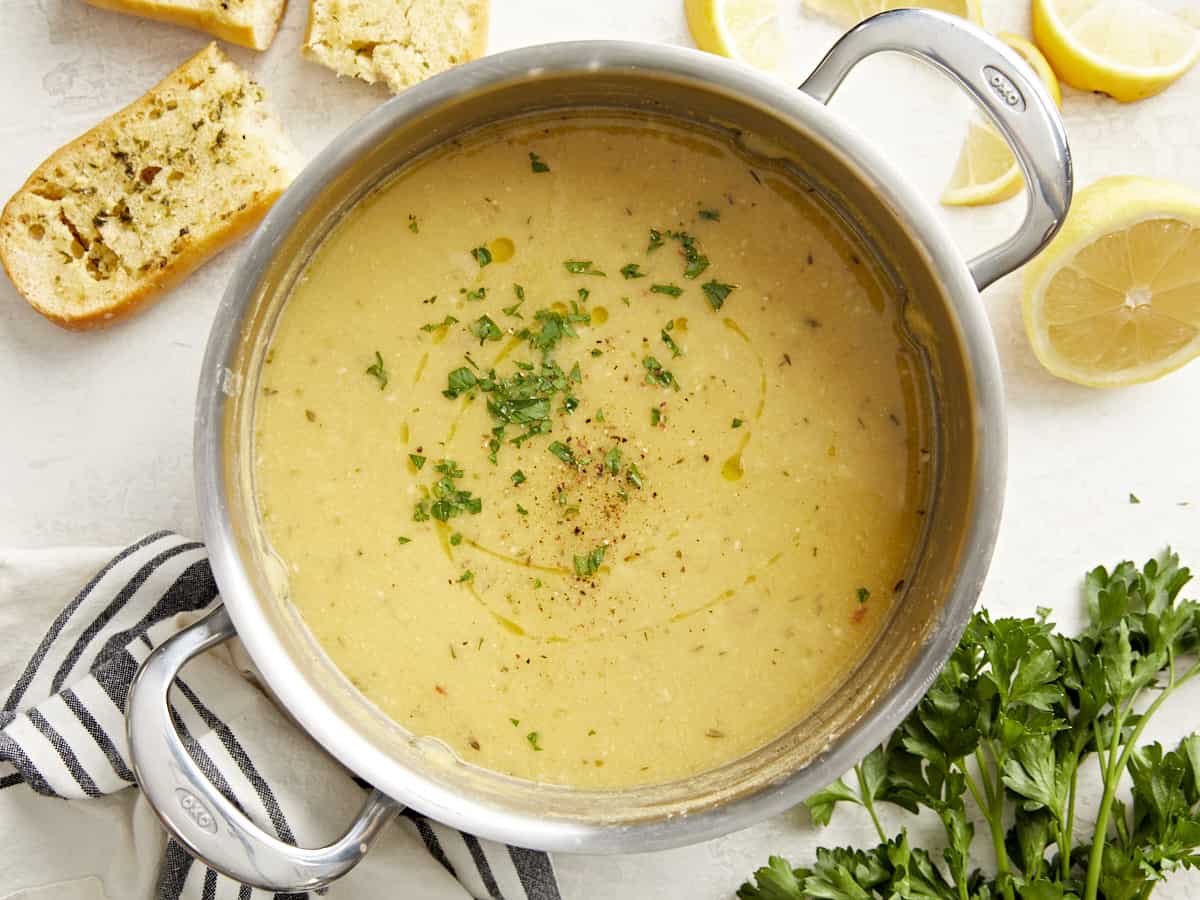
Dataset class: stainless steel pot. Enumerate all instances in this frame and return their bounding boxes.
[127,9,1072,892]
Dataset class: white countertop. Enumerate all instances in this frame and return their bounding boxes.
[2,0,1199,897]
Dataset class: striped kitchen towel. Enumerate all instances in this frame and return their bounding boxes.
[0,532,561,900]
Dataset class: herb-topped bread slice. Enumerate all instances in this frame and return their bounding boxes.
[303,0,489,93]
[81,0,287,51]
[0,43,299,330]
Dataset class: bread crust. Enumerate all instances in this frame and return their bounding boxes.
[80,0,286,50]
[1,191,279,330]
[0,43,296,330]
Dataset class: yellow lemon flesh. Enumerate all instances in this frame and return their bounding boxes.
[685,0,784,71]
[941,34,1062,207]
[801,0,983,27]
[1033,0,1200,102]
[1022,176,1200,387]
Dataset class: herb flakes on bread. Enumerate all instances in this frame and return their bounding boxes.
[0,43,299,330]
[303,0,488,93]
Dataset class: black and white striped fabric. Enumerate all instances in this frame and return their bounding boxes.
[0,532,561,900]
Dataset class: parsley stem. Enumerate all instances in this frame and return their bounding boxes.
[853,763,887,844]
[977,742,1013,897]
[1061,757,1080,881]
[1083,659,1200,900]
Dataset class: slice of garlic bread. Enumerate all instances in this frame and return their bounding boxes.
[81,0,287,52]
[303,0,489,93]
[0,43,299,330]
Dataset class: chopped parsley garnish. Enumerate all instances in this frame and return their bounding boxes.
[647,228,664,252]
[519,304,591,356]
[421,314,458,333]
[408,214,419,233]
[856,587,870,604]
[469,314,503,345]
[663,230,709,279]
[502,300,524,318]
[650,283,683,297]
[661,321,682,358]
[526,731,543,751]
[516,503,529,516]
[701,280,735,311]
[510,718,520,727]
[642,356,679,390]
[365,351,388,390]
[461,287,487,301]
[574,545,606,577]
[445,367,477,396]
[569,362,583,383]
[650,407,663,426]
[450,532,463,546]
[412,459,482,522]
[621,263,646,279]
[548,441,577,467]
[731,418,743,429]
[698,208,721,221]
[1130,492,1141,504]
[443,357,579,459]
[458,570,474,583]
[605,446,621,475]
[409,453,427,469]
[626,463,645,490]
[511,470,526,486]
[529,152,550,173]
[471,245,492,267]
[397,536,411,545]
[594,408,605,422]
[564,260,606,276]
[590,348,603,357]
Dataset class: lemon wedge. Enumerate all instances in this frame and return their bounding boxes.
[1022,176,1200,387]
[1032,0,1200,102]
[685,0,784,71]
[941,34,1062,207]
[801,0,983,27]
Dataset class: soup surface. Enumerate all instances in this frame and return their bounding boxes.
[255,113,929,788]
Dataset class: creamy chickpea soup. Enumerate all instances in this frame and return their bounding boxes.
[255,113,930,788]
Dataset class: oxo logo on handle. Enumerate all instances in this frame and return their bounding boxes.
[176,787,219,834]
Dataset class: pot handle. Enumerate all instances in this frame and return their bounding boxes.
[126,605,403,891]
[799,8,1073,290]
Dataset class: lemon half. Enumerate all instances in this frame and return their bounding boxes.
[1022,177,1200,387]
[802,0,983,27]
[685,0,784,71]
[1033,0,1200,102]
[941,34,1062,207]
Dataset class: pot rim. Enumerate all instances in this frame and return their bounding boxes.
[194,38,1007,853]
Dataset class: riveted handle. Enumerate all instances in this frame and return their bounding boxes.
[800,8,1073,290]
[127,605,403,891]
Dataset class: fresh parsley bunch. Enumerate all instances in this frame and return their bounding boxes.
[740,551,1200,900]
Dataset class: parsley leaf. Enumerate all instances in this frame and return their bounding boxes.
[702,280,735,311]
[698,208,721,221]
[621,263,646,279]
[421,315,458,333]
[365,351,388,390]
[651,283,683,297]
[661,321,682,358]
[408,214,419,233]
[471,246,492,267]
[564,260,606,276]
[511,470,526,486]
[397,536,411,545]
[647,228,664,252]
[526,731,543,751]
[642,356,679,390]
[548,441,577,467]
[469,315,503,345]
[529,152,550,173]
[605,446,621,475]
[574,545,606,577]
[409,453,426,469]
[731,418,743,429]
